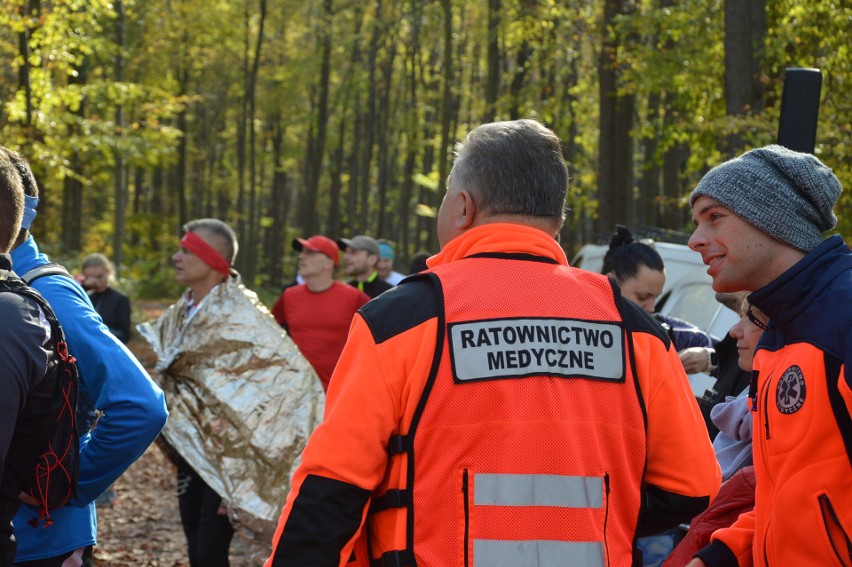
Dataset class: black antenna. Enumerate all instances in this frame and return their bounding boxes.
[777,68,822,153]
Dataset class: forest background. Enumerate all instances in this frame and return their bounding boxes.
[0,0,849,300]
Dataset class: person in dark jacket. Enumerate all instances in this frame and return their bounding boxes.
[601,225,717,361]
[81,253,131,344]
[687,145,848,567]
[337,235,393,299]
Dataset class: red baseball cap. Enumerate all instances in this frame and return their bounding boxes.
[292,235,339,266]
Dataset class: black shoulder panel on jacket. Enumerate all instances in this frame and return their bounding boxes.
[615,287,671,350]
[360,274,440,345]
[270,474,371,566]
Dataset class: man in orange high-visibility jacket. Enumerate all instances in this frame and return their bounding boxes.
[266,119,721,567]
[686,147,850,567]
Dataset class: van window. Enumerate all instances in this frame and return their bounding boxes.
[665,283,721,332]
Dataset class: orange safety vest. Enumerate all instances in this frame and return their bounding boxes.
[363,255,648,566]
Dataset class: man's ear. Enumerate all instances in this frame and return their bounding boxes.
[458,190,477,230]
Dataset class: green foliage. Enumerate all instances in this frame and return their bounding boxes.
[0,0,847,299]
[118,213,183,299]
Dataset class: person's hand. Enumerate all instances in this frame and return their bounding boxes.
[679,347,710,374]
[684,559,706,567]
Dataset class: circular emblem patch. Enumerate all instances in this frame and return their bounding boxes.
[776,366,806,414]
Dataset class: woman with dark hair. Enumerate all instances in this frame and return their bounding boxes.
[604,226,718,567]
[603,226,716,364]
[602,226,666,313]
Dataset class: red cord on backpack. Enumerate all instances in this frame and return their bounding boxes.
[27,343,78,528]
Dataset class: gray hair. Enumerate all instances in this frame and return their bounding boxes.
[449,119,568,224]
[183,218,239,264]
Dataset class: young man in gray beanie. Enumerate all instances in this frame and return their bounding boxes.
[686,145,851,567]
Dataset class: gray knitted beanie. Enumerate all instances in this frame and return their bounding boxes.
[690,145,841,252]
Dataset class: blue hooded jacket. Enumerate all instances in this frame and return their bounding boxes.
[11,236,168,561]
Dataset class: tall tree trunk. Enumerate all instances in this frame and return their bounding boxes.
[484,0,501,121]
[597,0,634,233]
[267,116,285,284]
[343,5,364,234]
[661,140,687,229]
[398,0,423,258]
[375,31,398,238]
[112,0,126,275]
[560,41,581,248]
[418,48,439,252]
[17,0,41,130]
[359,0,383,232]
[61,57,88,253]
[724,0,766,153]
[638,95,660,227]
[327,116,347,237]
[347,103,362,232]
[175,85,188,230]
[235,7,249,269]
[432,0,453,251]
[244,0,267,286]
[174,26,190,232]
[305,0,333,237]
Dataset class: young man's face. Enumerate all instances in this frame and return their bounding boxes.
[343,248,374,277]
[689,196,781,292]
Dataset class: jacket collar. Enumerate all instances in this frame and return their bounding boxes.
[427,223,567,268]
[9,235,47,276]
[749,235,852,328]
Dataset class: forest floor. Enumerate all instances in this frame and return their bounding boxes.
[91,301,270,566]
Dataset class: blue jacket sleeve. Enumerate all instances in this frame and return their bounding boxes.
[31,275,168,504]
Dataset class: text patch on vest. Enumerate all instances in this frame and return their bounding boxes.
[448,317,625,383]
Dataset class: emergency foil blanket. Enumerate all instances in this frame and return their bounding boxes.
[137,274,325,535]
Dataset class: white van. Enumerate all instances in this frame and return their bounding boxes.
[571,242,739,397]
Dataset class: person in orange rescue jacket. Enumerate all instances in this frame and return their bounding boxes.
[266,119,721,567]
[686,146,850,567]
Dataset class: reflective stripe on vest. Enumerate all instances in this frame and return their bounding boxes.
[475,473,603,508]
[474,539,605,567]
[472,474,606,566]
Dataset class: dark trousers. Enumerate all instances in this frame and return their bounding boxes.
[176,457,233,567]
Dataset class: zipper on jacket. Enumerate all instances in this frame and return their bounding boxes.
[762,376,772,439]
[763,517,771,567]
[819,494,852,566]
[462,468,470,567]
[603,472,611,567]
